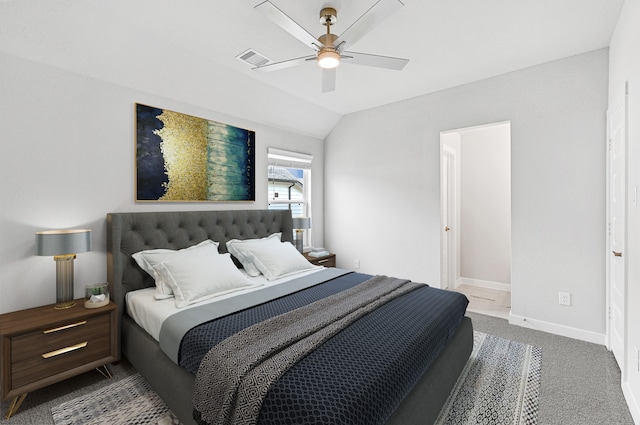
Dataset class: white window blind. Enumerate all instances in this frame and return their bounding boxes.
[267,148,313,169]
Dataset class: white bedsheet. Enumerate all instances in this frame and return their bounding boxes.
[126,267,325,341]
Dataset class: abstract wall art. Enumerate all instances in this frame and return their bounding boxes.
[135,103,255,202]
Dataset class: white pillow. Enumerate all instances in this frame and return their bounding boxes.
[248,241,316,281]
[132,240,219,299]
[226,233,281,277]
[153,253,253,308]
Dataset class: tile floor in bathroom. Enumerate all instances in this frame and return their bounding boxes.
[453,283,511,320]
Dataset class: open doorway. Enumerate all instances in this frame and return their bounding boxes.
[440,122,512,319]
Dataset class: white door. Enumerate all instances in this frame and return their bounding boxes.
[607,97,627,373]
[441,148,456,290]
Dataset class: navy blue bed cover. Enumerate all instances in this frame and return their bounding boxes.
[180,272,468,425]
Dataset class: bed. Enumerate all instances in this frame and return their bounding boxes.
[106,209,472,425]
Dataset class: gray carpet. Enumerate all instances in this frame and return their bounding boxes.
[0,312,634,424]
[468,312,634,425]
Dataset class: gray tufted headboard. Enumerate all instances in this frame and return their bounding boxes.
[106,209,293,320]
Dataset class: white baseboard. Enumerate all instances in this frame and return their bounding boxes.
[623,382,640,425]
[457,278,606,345]
[456,277,511,292]
[509,313,606,345]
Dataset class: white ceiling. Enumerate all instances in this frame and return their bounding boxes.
[0,0,625,138]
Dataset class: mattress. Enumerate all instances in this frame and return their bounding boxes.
[125,267,328,342]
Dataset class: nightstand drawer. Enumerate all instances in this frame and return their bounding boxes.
[11,314,111,389]
[304,253,336,267]
[312,256,335,267]
[12,314,110,359]
[11,333,111,389]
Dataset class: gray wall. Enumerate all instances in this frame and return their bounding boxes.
[0,52,325,314]
[325,49,608,340]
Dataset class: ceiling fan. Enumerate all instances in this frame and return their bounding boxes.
[253,0,409,92]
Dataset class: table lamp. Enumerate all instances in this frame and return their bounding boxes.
[36,229,92,309]
[291,217,311,253]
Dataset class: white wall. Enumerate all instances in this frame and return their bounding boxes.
[325,49,608,342]
[608,0,640,421]
[459,124,511,286]
[0,52,324,314]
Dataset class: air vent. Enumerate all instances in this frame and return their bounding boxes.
[236,49,271,68]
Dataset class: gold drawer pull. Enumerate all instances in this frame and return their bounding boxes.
[42,342,88,359]
[317,259,329,264]
[43,321,87,334]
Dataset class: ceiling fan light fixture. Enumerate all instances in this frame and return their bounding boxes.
[317,49,340,69]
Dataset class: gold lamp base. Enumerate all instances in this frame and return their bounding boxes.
[53,254,76,310]
[294,229,304,253]
[54,300,76,310]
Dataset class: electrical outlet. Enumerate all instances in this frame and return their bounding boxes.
[559,292,571,306]
[354,259,360,269]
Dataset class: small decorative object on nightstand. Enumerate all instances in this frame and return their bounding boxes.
[36,228,92,309]
[84,283,110,309]
[304,251,336,268]
[0,299,119,419]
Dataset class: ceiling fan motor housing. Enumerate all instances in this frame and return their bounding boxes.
[319,8,337,26]
[319,33,338,48]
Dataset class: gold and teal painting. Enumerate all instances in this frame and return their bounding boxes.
[135,103,255,201]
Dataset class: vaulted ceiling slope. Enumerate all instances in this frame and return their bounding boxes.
[0,0,624,139]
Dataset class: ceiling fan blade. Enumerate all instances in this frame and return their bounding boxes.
[255,1,322,50]
[252,55,316,72]
[342,51,409,70]
[335,0,404,49]
[322,68,336,93]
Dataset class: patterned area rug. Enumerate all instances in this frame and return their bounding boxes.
[435,331,542,425]
[51,332,541,425]
[51,373,180,425]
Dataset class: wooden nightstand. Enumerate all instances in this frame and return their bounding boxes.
[0,299,119,418]
[304,252,336,267]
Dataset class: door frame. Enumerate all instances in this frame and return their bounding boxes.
[440,121,511,292]
[606,90,629,378]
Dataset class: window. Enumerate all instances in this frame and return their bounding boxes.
[268,148,313,248]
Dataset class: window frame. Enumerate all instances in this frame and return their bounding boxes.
[267,148,313,249]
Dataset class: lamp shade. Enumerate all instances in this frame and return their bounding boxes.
[36,229,92,256]
[292,217,311,230]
